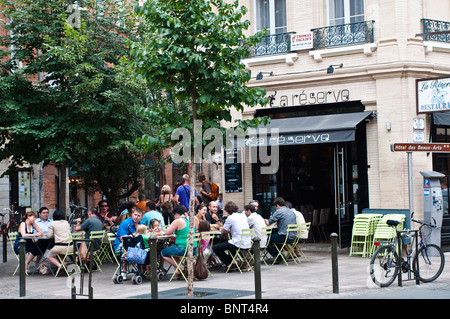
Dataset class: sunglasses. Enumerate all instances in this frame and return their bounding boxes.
[100,205,109,207]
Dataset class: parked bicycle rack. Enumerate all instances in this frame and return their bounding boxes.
[396,229,419,287]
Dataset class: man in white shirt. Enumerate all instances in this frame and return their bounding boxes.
[244,204,267,248]
[286,201,308,241]
[35,207,53,234]
[212,201,250,269]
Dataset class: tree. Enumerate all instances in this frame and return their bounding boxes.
[131,0,269,295]
[0,0,151,210]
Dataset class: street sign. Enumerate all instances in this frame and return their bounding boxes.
[391,143,450,152]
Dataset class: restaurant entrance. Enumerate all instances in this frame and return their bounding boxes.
[251,106,370,247]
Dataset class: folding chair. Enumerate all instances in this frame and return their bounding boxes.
[86,230,106,272]
[272,224,301,265]
[199,231,216,277]
[297,222,311,261]
[97,231,115,263]
[258,226,273,269]
[55,232,83,277]
[169,233,201,282]
[8,232,26,276]
[226,228,255,274]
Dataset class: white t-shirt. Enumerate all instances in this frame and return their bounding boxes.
[247,212,267,248]
[223,212,251,249]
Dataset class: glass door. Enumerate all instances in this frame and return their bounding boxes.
[333,143,354,247]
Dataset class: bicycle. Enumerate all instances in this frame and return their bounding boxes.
[68,203,88,228]
[370,214,445,288]
[0,208,21,236]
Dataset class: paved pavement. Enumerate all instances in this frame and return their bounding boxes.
[1,241,449,301]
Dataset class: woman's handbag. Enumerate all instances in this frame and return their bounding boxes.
[126,243,147,264]
[194,241,209,280]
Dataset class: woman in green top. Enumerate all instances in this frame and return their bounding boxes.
[160,205,197,276]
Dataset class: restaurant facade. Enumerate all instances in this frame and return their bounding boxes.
[216,0,450,247]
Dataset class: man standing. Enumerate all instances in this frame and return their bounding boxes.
[244,204,267,248]
[264,197,297,263]
[174,174,198,210]
[142,200,165,227]
[197,172,212,206]
[35,207,53,234]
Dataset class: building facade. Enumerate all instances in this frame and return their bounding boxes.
[218,0,450,247]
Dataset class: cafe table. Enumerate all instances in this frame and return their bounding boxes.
[27,236,55,275]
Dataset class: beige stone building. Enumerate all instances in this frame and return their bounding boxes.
[215,0,450,247]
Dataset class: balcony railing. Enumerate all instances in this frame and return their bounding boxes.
[422,18,450,43]
[247,32,295,58]
[311,20,375,50]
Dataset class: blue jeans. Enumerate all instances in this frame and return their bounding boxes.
[160,245,197,257]
[266,233,294,260]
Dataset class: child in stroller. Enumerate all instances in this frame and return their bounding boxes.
[112,225,167,284]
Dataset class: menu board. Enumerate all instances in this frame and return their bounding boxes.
[18,171,31,207]
[224,148,242,193]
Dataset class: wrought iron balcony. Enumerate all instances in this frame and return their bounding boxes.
[421,18,450,43]
[247,32,296,58]
[311,20,375,50]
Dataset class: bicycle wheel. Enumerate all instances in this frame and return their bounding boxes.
[370,245,399,287]
[413,244,445,283]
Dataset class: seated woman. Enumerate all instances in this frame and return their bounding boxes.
[15,211,44,272]
[160,205,197,278]
[46,209,72,271]
[193,203,207,230]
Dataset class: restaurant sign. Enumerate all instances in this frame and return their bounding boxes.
[417,77,450,113]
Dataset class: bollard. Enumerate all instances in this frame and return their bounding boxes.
[330,233,339,294]
[19,239,26,297]
[2,225,7,262]
[149,234,158,299]
[252,237,262,299]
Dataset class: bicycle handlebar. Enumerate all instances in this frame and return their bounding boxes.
[412,218,437,228]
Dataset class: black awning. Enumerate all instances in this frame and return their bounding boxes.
[433,112,450,126]
[241,111,373,147]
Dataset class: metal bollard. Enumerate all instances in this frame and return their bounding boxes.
[252,237,262,299]
[149,234,158,299]
[330,233,339,294]
[19,239,26,297]
[2,225,7,262]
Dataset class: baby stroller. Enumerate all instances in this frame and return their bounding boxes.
[112,234,168,284]
[112,235,147,284]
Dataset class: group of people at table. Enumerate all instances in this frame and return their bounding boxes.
[13,174,308,277]
[113,195,308,278]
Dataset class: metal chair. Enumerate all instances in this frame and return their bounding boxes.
[226,228,255,273]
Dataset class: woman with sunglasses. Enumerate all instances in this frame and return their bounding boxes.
[97,200,116,228]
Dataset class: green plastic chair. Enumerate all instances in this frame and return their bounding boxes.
[350,214,382,257]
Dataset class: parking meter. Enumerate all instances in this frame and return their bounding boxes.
[420,171,445,247]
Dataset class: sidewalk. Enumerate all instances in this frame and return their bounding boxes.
[1,242,449,299]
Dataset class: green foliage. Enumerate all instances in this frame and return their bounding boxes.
[131,0,269,153]
[0,0,151,204]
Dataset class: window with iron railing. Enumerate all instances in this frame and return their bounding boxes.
[311,20,374,50]
[422,18,450,43]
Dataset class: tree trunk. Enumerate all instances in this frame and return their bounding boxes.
[186,85,198,297]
